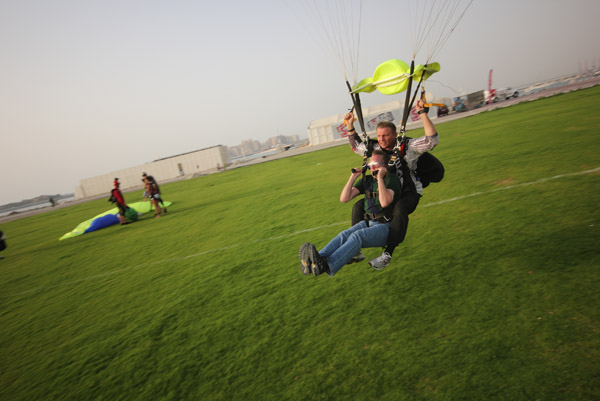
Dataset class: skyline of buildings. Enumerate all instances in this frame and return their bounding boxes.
[228,134,301,159]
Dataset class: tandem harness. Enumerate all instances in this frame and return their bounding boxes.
[390,137,418,194]
[362,175,394,224]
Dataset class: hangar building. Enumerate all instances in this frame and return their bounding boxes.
[307,98,446,146]
[75,145,229,199]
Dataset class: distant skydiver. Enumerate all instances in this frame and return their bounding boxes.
[299,150,401,276]
[109,179,130,225]
[0,230,7,258]
[344,99,441,269]
[142,172,167,217]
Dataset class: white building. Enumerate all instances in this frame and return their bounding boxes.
[307,98,444,146]
[75,145,230,199]
[307,99,404,146]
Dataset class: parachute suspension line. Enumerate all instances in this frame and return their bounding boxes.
[354,0,363,84]
[413,0,451,61]
[407,0,474,63]
[335,0,361,83]
[423,1,456,61]
[308,1,349,79]
[292,1,346,80]
[426,0,474,63]
[299,0,362,85]
[408,0,434,60]
[324,1,348,74]
[338,0,362,84]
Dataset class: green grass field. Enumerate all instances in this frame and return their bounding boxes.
[1,87,599,400]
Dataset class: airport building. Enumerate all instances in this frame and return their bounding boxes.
[75,98,448,200]
[75,145,229,199]
[307,99,444,146]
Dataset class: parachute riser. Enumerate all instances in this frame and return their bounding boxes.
[346,80,370,168]
[393,61,427,167]
[346,80,367,137]
[396,62,429,153]
[399,61,415,140]
[410,70,428,112]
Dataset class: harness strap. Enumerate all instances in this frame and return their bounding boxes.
[362,175,383,216]
[390,138,418,194]
[364,209,393,223]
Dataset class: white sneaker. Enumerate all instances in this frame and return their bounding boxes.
[369,252,392,270]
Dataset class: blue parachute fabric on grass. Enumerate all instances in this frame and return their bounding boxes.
[59,201,172,240]
[84,214,120,233]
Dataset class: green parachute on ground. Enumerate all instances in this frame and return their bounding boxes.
[59,201,172,241]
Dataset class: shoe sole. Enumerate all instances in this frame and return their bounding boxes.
[347,255,366,265]
[307,244,323,276]
[298,243,312,275]
[368,261,390,270]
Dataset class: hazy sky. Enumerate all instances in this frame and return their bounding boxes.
[1,0,599,205]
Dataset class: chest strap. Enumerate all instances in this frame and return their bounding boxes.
[364,208,393,223]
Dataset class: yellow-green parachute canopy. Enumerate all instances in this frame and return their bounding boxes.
[352,60,440,95]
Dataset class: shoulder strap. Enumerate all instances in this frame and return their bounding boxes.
[391,138,417,193]
[363,175,381,215]
[363,175,375,198]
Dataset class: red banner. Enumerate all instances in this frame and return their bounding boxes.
[488,69,493,104]
[410,106,420,122]
[337,123,349,138]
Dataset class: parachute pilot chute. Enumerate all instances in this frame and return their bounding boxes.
[351,60,440,95]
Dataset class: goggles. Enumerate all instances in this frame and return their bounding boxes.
[367,161,385,168]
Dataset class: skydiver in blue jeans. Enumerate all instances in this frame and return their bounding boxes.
[299,149,401,276]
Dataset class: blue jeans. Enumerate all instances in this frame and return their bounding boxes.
[319,220,390,276]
